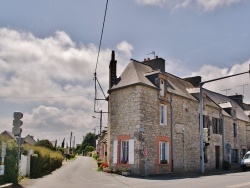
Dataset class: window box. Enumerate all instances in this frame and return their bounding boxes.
[160,159,168,164]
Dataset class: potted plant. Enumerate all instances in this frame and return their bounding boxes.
[160,159,168,164]
[121,168,131,176]
[97,158,102,167]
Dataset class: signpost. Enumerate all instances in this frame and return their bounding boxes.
[0,142,7,175]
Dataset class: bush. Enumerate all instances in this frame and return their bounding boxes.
[23,144,63,178]
[30,154,41,178]
[0,138,18,186]
[93,153,99,160]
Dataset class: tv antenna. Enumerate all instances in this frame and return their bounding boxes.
[147,51,155,59]
[236,84,249,96]
[221,88,231,96]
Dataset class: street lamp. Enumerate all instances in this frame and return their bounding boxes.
[199,66,250,173]
[92,110,102,134]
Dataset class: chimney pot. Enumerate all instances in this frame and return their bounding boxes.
[147,58,150,61]
[156,55,158,59]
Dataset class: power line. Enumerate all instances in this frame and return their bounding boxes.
[93,0,109,114]
[94,0,109,73]
[0,93,93,99]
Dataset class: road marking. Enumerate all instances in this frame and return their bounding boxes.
[227,182,250,188]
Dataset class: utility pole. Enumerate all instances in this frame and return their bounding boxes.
[70,132,72,154]
[199,67,250,174]
[100,110,102,134]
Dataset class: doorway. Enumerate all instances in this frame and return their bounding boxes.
[215,146,220,169]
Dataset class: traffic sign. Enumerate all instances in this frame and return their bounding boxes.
[144,148,149,156]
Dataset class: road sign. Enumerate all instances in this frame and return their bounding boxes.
[144,148,149,156]
[1,142,6,158]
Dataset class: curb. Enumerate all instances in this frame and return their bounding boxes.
[0,183,13,188]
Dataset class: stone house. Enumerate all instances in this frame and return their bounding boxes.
[107,51,250,175]
[21,135,36,146]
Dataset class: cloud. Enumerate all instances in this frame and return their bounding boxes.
[134,0,243,11]
[190,59,250,103]
[196,0,241,11]
[0,28,134,143]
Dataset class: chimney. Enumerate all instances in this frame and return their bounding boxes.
[142,56,165,72]
[228,94,244,107]
[109,50,117,89]
[184,76,202,87]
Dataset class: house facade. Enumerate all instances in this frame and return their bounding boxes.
[107,51,250,175]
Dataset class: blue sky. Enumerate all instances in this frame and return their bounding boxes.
[0,0,249,144]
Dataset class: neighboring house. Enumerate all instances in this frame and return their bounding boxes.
[21,135,36,146]
[96,128,108,162]
[107,51,250,175]
[1,130,16,140]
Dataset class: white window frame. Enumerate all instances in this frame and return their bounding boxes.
[160,79,164,96]
[160,104,167,126]
[159,141,169,164]
[118,139,135,164]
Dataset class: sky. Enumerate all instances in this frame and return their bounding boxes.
[0,0,249,146]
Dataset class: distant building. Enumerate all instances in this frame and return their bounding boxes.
[1,130,16,140]
[21,135,36,146]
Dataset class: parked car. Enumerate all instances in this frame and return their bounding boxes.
[240,151,250,171]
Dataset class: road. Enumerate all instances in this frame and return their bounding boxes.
[19,156,250,188]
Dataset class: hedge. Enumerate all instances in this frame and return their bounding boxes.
[0,138,18,186]
[23,145,63,178]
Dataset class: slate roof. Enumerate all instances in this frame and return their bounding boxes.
[204,89,249,122]
[111,60,156,90]
[111,60,197,101]
[165,73,197,101]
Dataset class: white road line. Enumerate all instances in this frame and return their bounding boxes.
[227,182,250,188]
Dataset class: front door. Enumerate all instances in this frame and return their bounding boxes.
[215,146,220,169]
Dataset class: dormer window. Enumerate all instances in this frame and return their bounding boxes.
[160,79,164,96]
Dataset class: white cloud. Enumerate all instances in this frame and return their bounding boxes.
[134,0,243,11]
[196,0,241,11]
[190,59,250,103]
[117,41,134,58]
[0,28,133,143]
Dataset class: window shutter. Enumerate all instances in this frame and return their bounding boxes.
[159,142,162,161]
[166,142,169,161]
[113,140,118,164]
[128,139,134,164]
[164,105,167,125]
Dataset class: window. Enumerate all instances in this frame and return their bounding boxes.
[160,104,167,126]
[121,140,129,164]
[212,117,222,134]
[159,141,169,164]
[160,79,164,96]
[231,149,238,163]
[233,123,238,137]
[113,139,134,164]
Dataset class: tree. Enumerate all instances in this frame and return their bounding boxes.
[35,139,54,150]
[81,133,96,154]
[85,146,95,153]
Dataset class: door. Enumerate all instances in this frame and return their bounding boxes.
[215,146,220,169]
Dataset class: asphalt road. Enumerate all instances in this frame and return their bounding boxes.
[19,156,250,188]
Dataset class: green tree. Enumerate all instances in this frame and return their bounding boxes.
[35,139,54,150]
[81,133,96,154]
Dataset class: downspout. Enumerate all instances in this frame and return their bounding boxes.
[221,112,225,165]
[170,93,174,172]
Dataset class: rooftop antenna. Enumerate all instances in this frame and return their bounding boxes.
[221,88,231,96]
[147,51,155,59]
[236,84,249,96]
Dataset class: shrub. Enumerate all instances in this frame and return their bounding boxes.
[0,138,18,186]
[93,153,99,160]
[23,144,63,178]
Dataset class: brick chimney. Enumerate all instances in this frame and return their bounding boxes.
[142,56,165,72]
[184,76,202,87]
[109,50,117,89]
[229,94,244,107]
